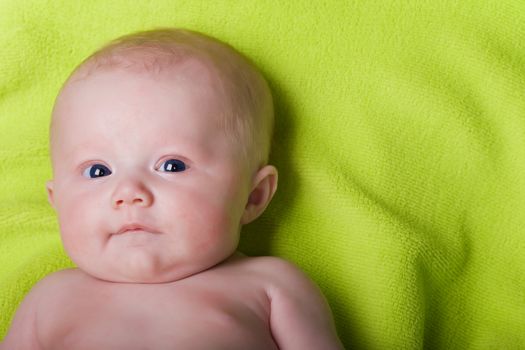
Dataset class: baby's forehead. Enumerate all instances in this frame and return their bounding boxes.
[56,58,240,124]
[52,65,236,138]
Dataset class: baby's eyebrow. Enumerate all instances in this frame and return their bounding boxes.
[64,140,112,161]
[63,132,219,164]
[66,143,206,163]
[68,141,108,154]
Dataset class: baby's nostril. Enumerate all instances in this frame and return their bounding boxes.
[115,198,144,206]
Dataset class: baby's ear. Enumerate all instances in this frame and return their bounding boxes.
[240,165,278,225]
[46,180,55,209]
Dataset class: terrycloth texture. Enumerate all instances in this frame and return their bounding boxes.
[1,1,525,348]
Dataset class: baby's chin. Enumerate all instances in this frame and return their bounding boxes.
[68,242,240,283]
[75,256,214,284]
[83,266,204,284]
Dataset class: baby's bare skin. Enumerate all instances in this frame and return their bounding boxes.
[1,29,344,349]
[3,252,343,349]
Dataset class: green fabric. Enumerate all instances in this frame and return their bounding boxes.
[1,1,525,348]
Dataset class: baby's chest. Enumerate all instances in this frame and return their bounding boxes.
[40,283,277,350]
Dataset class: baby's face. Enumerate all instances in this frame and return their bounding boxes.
[47,62,252,283]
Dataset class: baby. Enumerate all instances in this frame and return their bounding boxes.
[1,28,343,349]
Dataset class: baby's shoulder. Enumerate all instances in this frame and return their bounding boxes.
[233,255,314,291]
[21,268,78,300]
[239,255,303,273]
[26,268,90,311]
[36,268,85,291]
[0,268,82,348]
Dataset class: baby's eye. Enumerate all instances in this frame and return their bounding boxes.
[158,159,186,173]
[82,164,112,179]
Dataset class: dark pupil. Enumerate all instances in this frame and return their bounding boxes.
[164,159,185,172]
[90,165,110,178]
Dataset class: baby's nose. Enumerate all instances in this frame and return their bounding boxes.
[111,179,153,208]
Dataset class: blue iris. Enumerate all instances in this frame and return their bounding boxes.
[84,164,112,178]
[161,159,186,172]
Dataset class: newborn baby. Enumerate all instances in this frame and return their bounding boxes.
[1,28,343,349]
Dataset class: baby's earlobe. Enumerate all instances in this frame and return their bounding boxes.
[46,180,55,209]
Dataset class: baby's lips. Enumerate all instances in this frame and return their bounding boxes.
[114,223,160,235]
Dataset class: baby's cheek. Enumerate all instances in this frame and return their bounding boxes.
[196,207,240,256]
[163,191,237,250]
[56,196,99,254]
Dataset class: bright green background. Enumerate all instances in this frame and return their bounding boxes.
[2,1,525,348]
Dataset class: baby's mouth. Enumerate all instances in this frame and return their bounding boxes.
[114,223,160,235]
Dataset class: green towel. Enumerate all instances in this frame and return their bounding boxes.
[2,1,525,348]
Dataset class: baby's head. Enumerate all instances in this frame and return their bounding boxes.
[46,28,278,283]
